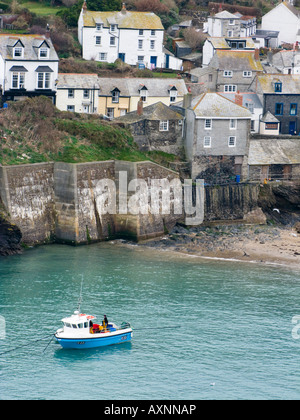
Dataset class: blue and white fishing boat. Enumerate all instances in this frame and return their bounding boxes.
[55,311,133,349]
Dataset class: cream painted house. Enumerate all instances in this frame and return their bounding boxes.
[98,77,187,119]
[56,73,100,113]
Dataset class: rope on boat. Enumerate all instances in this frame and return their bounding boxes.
[0,334,55,356]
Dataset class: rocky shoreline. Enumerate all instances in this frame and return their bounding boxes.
[0,218,22,256]
[135,222,300,269]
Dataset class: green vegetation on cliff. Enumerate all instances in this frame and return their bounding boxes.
[0,96,178,167]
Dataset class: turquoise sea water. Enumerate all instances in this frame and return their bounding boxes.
[0,242,300,400]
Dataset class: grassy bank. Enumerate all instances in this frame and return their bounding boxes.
[0,96,179,168]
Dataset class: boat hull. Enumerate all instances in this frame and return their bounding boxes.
[55,330,132,349]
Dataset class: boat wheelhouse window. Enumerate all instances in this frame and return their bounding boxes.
[72,324,77,328]
[84,322,88,328]
[78,323,83,328]
[65,322,71,327]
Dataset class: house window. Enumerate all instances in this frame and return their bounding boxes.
[139,29,144,36]
[209,74,213,82]
[96,23,102,30]
[159,120,169,131]
[229,19,235,25]
[227,30,233,37]
[13,47,23,58]
[290,103,297,115]
[203,136,211,148]
[95,36,101,45]
[83,89,89,99]
[137,56,144,63]
[140,86,148,102]
[138,39,143,50]
[12,72,25,89]
[243,71,252,77]
[223,70,233,77]
[274,82,282,92]
[224,85,237,92]
[250,120,255,131]
[110,37,115,46]
[111,90,119,103]
[275,103,283,115]
[67,105,75,112]
[169,89,177,103]
[68,89,74,98]
[245,102,254,113]
[151,30,155,36]
[107,108,114,119]
[99,52,107,61]
[228,136,236,147]
[230,119,237,129]
[39,47,49,58]
[150,40,155,50]
[205,119,212,129]
[37,72,50,89]
[110,24,116,32]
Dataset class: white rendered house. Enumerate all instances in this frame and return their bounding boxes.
[261,1,300,46]
[78,2,165,69]
[0,33,59,103]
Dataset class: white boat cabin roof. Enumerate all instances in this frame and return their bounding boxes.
[61,311,96,325]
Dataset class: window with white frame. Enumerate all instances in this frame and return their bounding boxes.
[12,72,25,89]
[110,24,116,32]
[139,29,144,36]
[83,89,89,99]
[224,85,237,92]
[95,36,101,45]
[68,89,74,98]
[96,23,102,31]
[204,119,212,129]
[67,105,75,112]
[111,89,119,103]
[39,47,49,59]
[37,72,50,89]
[243,71,252,77]
[99,52,107,61]
[137,56,144,63]
[138,39,143,50]
[223,70,233,77]
[203,136,211,148]
[107,108,114,119]
[150,40,155,50]
[229,119,237,129]
[159,120,169,131]
[110,36,115,46]
[228,136,236,147]
[245,102,254,113]
[13,47,23,58]
[140,87,148,102]
[229,19,235,25]
[169,89,177,103]
[151,30,156,36]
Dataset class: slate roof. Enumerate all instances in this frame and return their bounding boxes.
[82,10,164,30]
[57,73,100,89]
[272,50,300,69]
[191,92,251,118]
[213,11,239,19]
[116,101,183,123]
[207,37,256,49]
[0,34,58,61]
[260,111,279,123]
[220,92,263,109]
[257,74,300,93]
[98,78,188,97]
[209,50,263,71]
[249,139,300,165]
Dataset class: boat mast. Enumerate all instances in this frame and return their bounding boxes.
[77,277,83,313]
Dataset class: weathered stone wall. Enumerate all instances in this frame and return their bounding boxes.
[0,162,55,244]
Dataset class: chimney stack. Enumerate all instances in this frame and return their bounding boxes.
[183,93,192,109]
[254,48,259,61]
[137,97,143,116]
[235,91,243,107]
[121,3,126,14]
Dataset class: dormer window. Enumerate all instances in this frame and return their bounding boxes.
[169,86,178,103]
[111,88,120,103]
[110,24,116,32]
[13,46,23,58]
[39,47,49,59]
[274,82,282,92]
[96,23,102,31]
[139,85,148,102]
